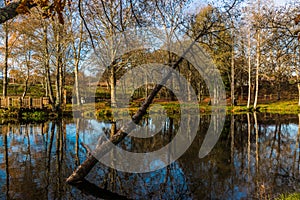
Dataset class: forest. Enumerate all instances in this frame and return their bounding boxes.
[1,0,300,199]
[0,0,299,112]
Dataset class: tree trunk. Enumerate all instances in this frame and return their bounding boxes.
[247,29,252,109]
[298,47,300,106]
[187,62,192,101]
[3,20,8,97]
[253,29,260,110]
[277,83,281,101]
[231,21,235,106]
[73,21,83,106]
[74,58,81,105]
[110,65,116,107]
[231,41,235,106]
[22,49,31,99]
[253,1,261,110]
[44,78,48,97]
[55,23,63,111]
[43,24,55,110]
[298,82,300,106]
[22,68,29,99]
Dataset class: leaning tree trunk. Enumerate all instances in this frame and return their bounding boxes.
[66,73,170,183]
[66,33,203,184]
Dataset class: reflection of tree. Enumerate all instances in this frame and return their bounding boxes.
[1,115,300,199]
[4,126,9,199]
[75,118,81,166]
[293,114,300,176]
[247,113,251,193]
[230,114,235,197]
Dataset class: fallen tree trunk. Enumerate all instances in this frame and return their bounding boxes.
[66,83,166,183]
[66,31,206,184]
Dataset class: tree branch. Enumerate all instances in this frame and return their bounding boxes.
[78,0,96,49]
[0,0,37,24]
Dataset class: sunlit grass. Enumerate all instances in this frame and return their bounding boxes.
[258,100,300,114]
[67,99,300,118]
[276,193,300,200]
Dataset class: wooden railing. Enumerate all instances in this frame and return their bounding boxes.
[0,97,50,109]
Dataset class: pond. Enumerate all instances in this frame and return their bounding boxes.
[0,113,300,199]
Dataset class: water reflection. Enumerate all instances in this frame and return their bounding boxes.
[0,114,299,199]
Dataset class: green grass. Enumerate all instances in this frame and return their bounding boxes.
[56,99,300,121]
[276,193,300,200]
[69,99,300,117]
[257,100,300,114]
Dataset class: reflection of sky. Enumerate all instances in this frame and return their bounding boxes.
[67,120,110,152]
[263,123,299,138]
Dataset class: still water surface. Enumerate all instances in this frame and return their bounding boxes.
[0,113,300,199]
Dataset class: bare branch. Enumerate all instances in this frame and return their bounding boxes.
[78,0,95,49]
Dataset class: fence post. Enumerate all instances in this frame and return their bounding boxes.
[19,97,22,108]
[29,97,32,109]
[40,97,43,109]
[8,97,12,108]
[43,97,49,107]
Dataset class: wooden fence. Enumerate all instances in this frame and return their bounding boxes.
[0,97,50,109]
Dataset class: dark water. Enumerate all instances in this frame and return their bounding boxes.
[0,113,300,199]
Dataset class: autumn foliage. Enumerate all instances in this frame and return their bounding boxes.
[14,0,69,23]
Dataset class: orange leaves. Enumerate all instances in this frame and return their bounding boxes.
[16,0,32,14]
[16,0,66,24]
[295,14,300,25]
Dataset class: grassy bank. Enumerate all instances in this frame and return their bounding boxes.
[1,99,299,123]
[90,100,300,117]
[0,107,72,124]
[228,100,300,114]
